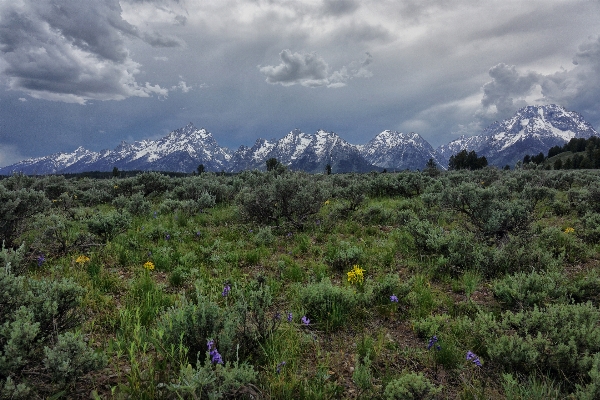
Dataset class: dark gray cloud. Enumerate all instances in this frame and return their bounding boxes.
[321,0,360,16]
[259,50,372,88]
[2,0,600,165]
[0,0,172,103]
[142,31,186,48]
[259,50,330,87]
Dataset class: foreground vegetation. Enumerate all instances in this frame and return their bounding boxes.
[1,167,600,399]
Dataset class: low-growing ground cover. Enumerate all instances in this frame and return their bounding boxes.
[1,168,600,399]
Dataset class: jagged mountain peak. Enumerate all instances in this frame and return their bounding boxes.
[360,130,442,170]
[438,104,600,167]
[2,105,598,175]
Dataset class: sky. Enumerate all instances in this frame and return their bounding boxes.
[1,0,600,167]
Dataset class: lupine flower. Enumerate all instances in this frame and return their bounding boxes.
[466,350,482,367]
[287,312,293,322]
[427,336,439,351]
[390,294,399,303]
[153,211,157,218]
[301,316,310,325]
[207,339,223,364]
[165,234,170,240]
[276,361,286,374]
[222,283,231,297]
[273,312,281,321]
[37,254,45,267]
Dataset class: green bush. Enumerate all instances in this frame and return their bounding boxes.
[324,240,363,272]
[436,182,533,239]
[296,278,358,332]
[493,270,569,310]
[236,171,330,230]
[87,210,132,242]
[369,273,411,307]
[112,192,151,216]
[476,302,600,386]
[0,186,51,245]
[481,235,559,278]
[26,213,91,257]
[0,250,102,396]
[43,331,106,386]
[168,353,258,399]
[383,371,441,400]
[156,293,238,361]
[581,212,600,243]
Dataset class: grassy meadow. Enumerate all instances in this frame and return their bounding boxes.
[1,167,600,399]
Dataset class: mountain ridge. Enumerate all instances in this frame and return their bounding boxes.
[2,105,598,175]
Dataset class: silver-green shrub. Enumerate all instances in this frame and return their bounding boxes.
[0,186,51,245]
[43,331,106,386]
[383,371,441,400]
[296,278,358,332]
[86,210,131,242]
[476,302,600,386]
[236,171,330,230]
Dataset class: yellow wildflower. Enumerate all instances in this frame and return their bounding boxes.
[347,265,365,285]
[114,185,118,189]
[143,261,155,271]
[75,255,90,264]
[324,199,330,205]
[564,227,575,234]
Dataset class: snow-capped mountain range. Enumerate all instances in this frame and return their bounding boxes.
[437,104,599,167]
[1,104,598,175]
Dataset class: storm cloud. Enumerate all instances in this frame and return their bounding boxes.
[0,0,173,103]
[479,36,600,124]
[259,50,372,88]
[1,0,600,164]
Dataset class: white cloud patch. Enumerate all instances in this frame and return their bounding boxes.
[259,50,372,88]
[0,0,171,104]
[172,79,193,93]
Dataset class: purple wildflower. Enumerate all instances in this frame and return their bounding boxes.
[153,211,157,218]
[207,339,223,364]
[222,283,231,297]
[273,312,281,321]
[390,294,399,303]
[276,361,286,374]
[427,336,438,350]
[301,316,310,325]
[37,254,45,267]
[165,234,170,240]
[466,350,482,367]
[287,312,293,322]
